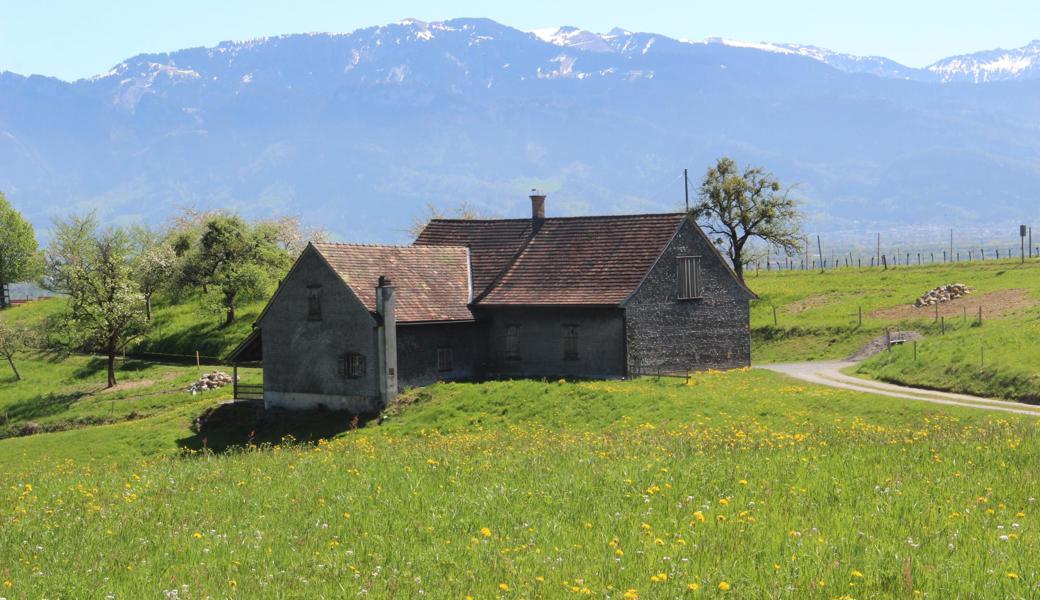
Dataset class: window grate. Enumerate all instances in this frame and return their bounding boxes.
[340,352,366,378]
[677,256,702,299]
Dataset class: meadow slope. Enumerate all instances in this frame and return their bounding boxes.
[1,371,1038,598]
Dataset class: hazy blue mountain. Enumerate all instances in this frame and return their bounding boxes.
[1,18,1039,242]
[926,40,1040,83]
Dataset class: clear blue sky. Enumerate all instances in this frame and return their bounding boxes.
[3,0,1038,81]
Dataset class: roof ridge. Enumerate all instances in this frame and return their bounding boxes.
[313,241,468,250]
[429,212,686,224]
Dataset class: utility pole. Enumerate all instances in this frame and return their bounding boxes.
[1021,224,1028,263]
[684,168,689,212]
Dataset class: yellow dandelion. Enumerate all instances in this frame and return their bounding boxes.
[1007,572,1019,580]
[192,532,203,539]
[850,570,864,578]
[719,498,730,506]
[499,582,510,592]
[693,511,705,523]
[718,581,731,591]
[480,527,492,537]
[687,582,701,591]
[615,549,625,557]
[623,590,639,600]
[229,579,237,589]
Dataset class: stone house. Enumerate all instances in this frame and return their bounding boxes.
[228,192,757,412]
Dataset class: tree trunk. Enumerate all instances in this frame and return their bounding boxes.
[731,247,745,282]
[5,355,19,381]
[0,278,7,309]
[225,304,235,327]
[107,341,117,388]
[145,295,152,322]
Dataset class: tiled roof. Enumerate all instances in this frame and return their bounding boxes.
[312,242,474,323]
[477,214,687,305]
[414,219,533,293]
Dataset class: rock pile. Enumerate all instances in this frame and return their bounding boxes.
[914,284,973,307]
[188,371,234,394]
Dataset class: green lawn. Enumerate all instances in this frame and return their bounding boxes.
[1,370,1038,598]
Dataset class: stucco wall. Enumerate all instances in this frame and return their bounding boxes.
[397,322,486,388]
[259,247,382,413]
[624,219,752,373]
[480,306,626,378]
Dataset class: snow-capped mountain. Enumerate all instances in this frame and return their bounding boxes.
[2,18,1040,242]
[926,40,1040,83]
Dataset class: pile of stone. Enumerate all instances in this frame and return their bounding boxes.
[188,371,234,394]
[914,283,973,307]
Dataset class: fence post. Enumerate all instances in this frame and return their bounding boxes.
[941,316,945,334]
[934,302,938,323]
[885,328,891,352]
[858,305,863,326]
[772,305,778,327]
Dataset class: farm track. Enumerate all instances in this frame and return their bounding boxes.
[760,360,1040,416]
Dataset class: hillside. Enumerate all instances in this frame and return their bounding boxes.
[3,19,1040,241]
[749,256,1040,401]
[2,368,1038,597]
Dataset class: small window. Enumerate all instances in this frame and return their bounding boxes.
[437,347,454,372]
[307,285,322,321]
[677,256,702,299]
[505,324,522,361]
[563,325,579,361]
[340,352,366,378]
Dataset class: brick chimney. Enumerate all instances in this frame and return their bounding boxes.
[376,275,397,408]
[530,189,546,221]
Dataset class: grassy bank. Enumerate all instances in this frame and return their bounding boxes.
[2,371,1038,597]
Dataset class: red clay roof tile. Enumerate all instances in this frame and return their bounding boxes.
[312,242,474,323]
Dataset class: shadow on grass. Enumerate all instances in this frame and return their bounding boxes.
[71,357,153,379]
[176,401,375,453]
[1,390,93,424]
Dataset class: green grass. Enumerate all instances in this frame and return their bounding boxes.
[1,292,265,359]
[2,370,1039,598]
[748,257,1040,401]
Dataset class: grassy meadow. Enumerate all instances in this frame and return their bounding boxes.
[748,257,1040,401]
[1,372,1038,598]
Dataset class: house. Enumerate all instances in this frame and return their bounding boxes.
[227,192,757,412]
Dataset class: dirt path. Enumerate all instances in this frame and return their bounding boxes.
[760,360,1040,417]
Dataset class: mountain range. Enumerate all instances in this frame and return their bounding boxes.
[2,18,1039,242]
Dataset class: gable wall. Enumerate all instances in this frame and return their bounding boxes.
[259,247,382,412]
[624,219,752,373]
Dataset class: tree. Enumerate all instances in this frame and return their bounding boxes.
[0,321,37,381]
[0,192,43,308]
[46,214,146,388]
[129,225,174,321]
[690,157,802,281]
[183,215,289,326]
[408,201,490,238]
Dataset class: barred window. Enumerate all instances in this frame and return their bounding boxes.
[437,347,454,372]
[562,325,579,361]
[505,324,521,360]
[307,285,322,321]
[677,256,702,299]
[340,352,366,378]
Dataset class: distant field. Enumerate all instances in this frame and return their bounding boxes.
[2,371,1038,597]
[748,257,1040,401]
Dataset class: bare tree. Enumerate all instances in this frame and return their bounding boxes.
[690,157,802,281]
[408,201,490,238]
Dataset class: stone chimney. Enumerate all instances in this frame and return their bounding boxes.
[530,189,546,221]
[376,275,397,408]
